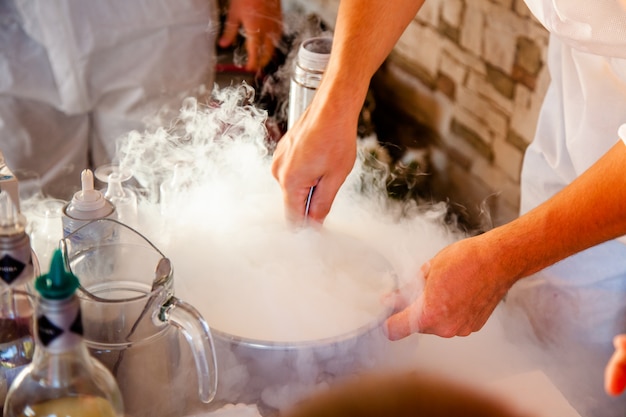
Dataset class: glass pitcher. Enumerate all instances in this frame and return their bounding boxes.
[60,218,218,417]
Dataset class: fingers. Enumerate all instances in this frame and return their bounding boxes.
[273,141,343,227]
[382,267,425,340]
[244,31,261,72]
[218,18,239,49]
[382,257,496,340]
[219,24,268,72]
[385,295,424,341]
[605,335,626,396]
[385,298,489,339]
[303,176,343,224]
[283,184,317,226]
[282,177,338,227]
[244,31,278,71]
[219,0,281,72]
[615,334,626,349]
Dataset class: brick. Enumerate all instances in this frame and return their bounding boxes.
[466,71,514,115]
[486,65,515,99]
[370,61,443,131]
[471,157,520,208]
[493,135,524,182]
[388,51,436,89]
[457,85,510,145]
[442,160,519,227]
[450,115,494,162]
[436,72,456,100]
[439,50,468,85]
[460,6,484,56]
[514,0,532,18]
[483,9,521,72]
[441,0,464,28]
[510,78,547,144]
[442,39,487,75]
[439,19,460,43]
[416,0,441,27]
[396,21,442,79]
[440,126,483,169]
[516,37,544,74]
[445,139,474,171]
[507,129,529,153]
[491,0,514,9]
[512,37,543,90]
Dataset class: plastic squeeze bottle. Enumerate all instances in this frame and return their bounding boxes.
[61,169,115,238]
[3,250,124,417]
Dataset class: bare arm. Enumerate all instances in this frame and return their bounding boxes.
[271,0,425,225]
[386,140,626,339]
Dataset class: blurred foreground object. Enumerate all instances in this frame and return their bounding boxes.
[280,371,530,417]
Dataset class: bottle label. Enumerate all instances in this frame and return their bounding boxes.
[38,309,83,349]
[0,254,27,285]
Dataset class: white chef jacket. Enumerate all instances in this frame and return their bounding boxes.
[0,0,218,199]
[518,0,626,292]
[507,1,626,415]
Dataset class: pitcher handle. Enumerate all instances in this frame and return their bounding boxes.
[161,296,218,404]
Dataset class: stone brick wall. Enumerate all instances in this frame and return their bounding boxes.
[282,0,550,226]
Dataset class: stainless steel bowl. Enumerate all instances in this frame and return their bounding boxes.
[199,232,399,412]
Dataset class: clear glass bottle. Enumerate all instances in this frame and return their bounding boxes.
[3,249,124,417]
[0,192,38,413]
[94,164,138,229]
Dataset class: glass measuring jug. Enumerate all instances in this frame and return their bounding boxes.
[60,218,218,417]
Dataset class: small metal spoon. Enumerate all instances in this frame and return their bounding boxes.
[304,186,315,220]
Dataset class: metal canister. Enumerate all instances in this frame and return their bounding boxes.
[287,36,333,130]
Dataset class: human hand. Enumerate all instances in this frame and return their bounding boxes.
[385,235,516,339]
[271,99,358,226]
[218,0,282,72]
[605,334,626,395]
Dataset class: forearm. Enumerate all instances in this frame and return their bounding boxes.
[489,140,626,282]
[314,0,426,119]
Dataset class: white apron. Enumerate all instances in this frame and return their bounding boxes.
[506,1,626,416]
[0,0,218,199]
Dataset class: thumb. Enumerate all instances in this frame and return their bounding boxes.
[384,294,425,341]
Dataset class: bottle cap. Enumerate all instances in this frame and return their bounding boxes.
[297,37,332,72]
[70,169,107,212]
[35,249,79,300]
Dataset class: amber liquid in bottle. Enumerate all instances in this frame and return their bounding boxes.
[16,396,117,417]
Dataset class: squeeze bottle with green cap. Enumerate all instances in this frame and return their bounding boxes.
[3,249,124,417]
[62,169,115,238]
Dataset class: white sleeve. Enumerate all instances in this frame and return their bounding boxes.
[619,124,626,144]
